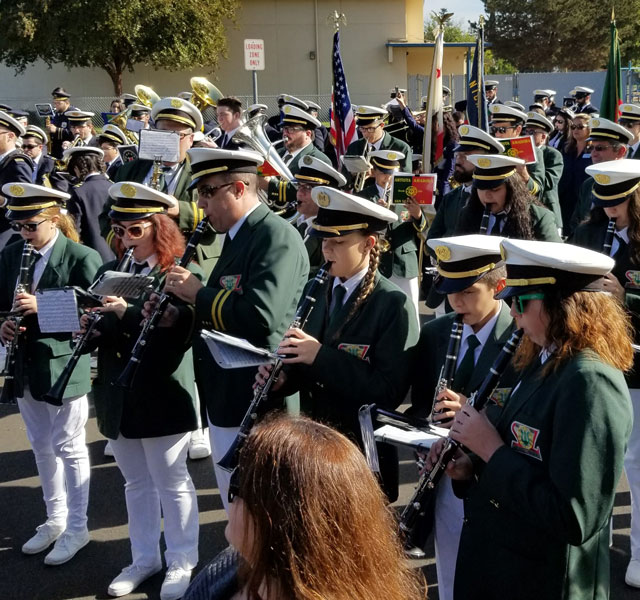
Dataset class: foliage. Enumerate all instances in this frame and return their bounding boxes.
[483,0,640,72]
[424,14,475,43]
[0,0,240,94]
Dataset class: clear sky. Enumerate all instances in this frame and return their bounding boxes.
[424,0,486,29]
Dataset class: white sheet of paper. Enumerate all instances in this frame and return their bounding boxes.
[89,271,154,299]
[138,129,179,162]
[200,329,277,369]
[36,288,81,333]
[374,424,447,451]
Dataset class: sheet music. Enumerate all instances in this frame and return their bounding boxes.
[374,424,447,451]
[342,155,371,174]
[89,272,154,299]
[138,129,179,162]
[36,288,81,333]
[200,329,277,369]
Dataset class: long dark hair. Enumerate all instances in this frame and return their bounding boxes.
[67,154,106,182]
[457,174,541,240]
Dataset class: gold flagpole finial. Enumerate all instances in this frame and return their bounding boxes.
[327,10,347,32]
[479,15,486,28]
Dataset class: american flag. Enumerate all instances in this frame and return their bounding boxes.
[329,30,357,168]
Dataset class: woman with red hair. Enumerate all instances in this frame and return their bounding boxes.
[84,182,203,600]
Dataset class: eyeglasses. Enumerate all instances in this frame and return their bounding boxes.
[296,183,316,192]
[511,292,545,315]
[570,124,588,130]
[21,144,40,150]
[282,125,305,133]
[620,120,638,129]
[111,221,153,239]
[489,126,514,134]
[524,128,544,135]
[228,467,240,504]
[151,127,192,139]
[10,219,49,232]
[197,181,244,199]
[358,125,381,133]
[591,144,613,152]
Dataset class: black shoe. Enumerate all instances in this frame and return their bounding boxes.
[404,545,426,559]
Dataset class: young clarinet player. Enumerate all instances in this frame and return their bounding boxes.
[407,234,517,600]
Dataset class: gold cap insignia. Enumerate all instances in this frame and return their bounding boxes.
[594,174,611,184]
[303,155,313,165]
[459,125,469,135]
[490,105,500,113]
[435,245,451,261]
[9,184,24,196]
[624,105,633,112]
[170,98,183,108]
[284,106,291,114]
[591,119,600,127]
[388,152,397,160]
[406,185,418,197]
[477,158,492,168]
[317,191,330,207]
[121,183,137,198]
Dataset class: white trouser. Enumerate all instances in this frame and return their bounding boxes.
[110,433,199,570]
[18,388,90,533]
[625,388,640,558]
[434,476,464,600]
[207,421,241,514]
[389,274,420,324]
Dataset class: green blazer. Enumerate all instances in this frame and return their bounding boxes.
[408,302,517,419]
[453,350,631,599]
[89,261,203,439]
[427,186,470,256]
[193,203,310,427]
[266,143,331,209]
[0,235,102,400]
[539,145,564,230]
[358,183,427,278]
[294,219,324,278]
[99,158,222,275]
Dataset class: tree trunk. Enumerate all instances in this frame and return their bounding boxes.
[104,65,123,96]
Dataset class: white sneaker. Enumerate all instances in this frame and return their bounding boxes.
[108,563,162,597]
[44,528,90,565]
[22,522,65,554]
[160,562,192,600]
[626,559,640,587]
[188,429,211,460]
[104,440,115,457]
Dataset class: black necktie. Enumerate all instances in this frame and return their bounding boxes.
[131,261,148,275]
[221,133,229,148]
[452,334,481,394]
[283,152,292,164]
[222,234,232,253]
[329,284,347,325]
[158,166,173,193]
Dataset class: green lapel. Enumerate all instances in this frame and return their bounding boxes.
[496,357,546,427]
[288,143,315,174]
[35,234,69,291]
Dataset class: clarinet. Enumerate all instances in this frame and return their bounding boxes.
[427,314,463,425]
[602,218,616,255]
[479,207,491,234]
[41,248,135,406]
[114,218,208,390]
[398,328,523,542]
[218,261,332,472]
[0,243,35,404]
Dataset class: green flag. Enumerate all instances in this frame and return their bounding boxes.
[601,10,622,121]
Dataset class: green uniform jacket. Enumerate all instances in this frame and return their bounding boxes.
[359,183,427,278]
[282,272,419,500]
[193,203,310,427]
[99,158,222,275]
[538,145,564,230]
[568,177,594,236]
[294,220,323,278]
[89,261,203,439]
[427,186,470,254]
[266,143,330,209]
[342,132,413,187]
[0,236,102,400]
[571,219,640,388]
[453,351,632,599]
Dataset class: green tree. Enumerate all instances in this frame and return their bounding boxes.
[424,14,475,43]
[0,0,240,94]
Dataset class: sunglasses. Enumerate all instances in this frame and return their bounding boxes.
[511,292,545,315]
[489,126,514,134]
[198,181,244,199]
[228,467,240,504]
[570,125,588,130]
[111,221,152,239]
[10,219,49,232]
[21,144,41,150]
[591,144,613,152]
[620,120,638,129]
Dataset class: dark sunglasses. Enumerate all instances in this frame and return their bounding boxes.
[591,144,613,152]
[228,467,240,504]
[111,222,152,239]
[10,219,48,232]
[197,181,240,199]
[620,120,638,129]
[490,126,514,134]
[21,144,40,150]
[511,292,544,315]
[570,124,588,131]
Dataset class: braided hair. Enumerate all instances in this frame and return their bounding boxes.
[67,153,106,182]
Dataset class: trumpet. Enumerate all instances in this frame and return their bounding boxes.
[353,143,373,192]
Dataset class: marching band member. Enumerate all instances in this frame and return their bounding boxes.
[65,111,99,148]
[257,186,419,501]
[571,159,640,588]
[47,87,76,158]
[621,103,640,159]
[154,148,309,512]
[214,97,244,150]
[358,149,425,320]
[85,182,202,599]
[455,154,561,242]
[185,415,427,600]
[409,235,516,598]
[21,125,69,192]
[0,183,101,565]
[97,124,128,180]
[429,238,632,599]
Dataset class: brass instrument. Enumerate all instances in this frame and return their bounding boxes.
[353,143,372,192]
[189,77,224,113]
[109,84,160,144]
[45,116,53,154]
[149,155,164,191]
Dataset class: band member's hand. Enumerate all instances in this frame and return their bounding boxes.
[425,437,473,480]
[257,176,271,191]
[76,312,101,338]
[433,389,467,427]
[142,293,179,327]
[254,363,287,392]
[164,266,203,303]
[396,92,406,109]
[47,123,57,134]
[404,197,422,220]
[0,319,20,344]
[516,163,530,184]
[278,328,322,365]
[96,295,127,320]
[450,405,505,463]
[62,140,72,150]
[14,292,38,315]
[602,272,625,302]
